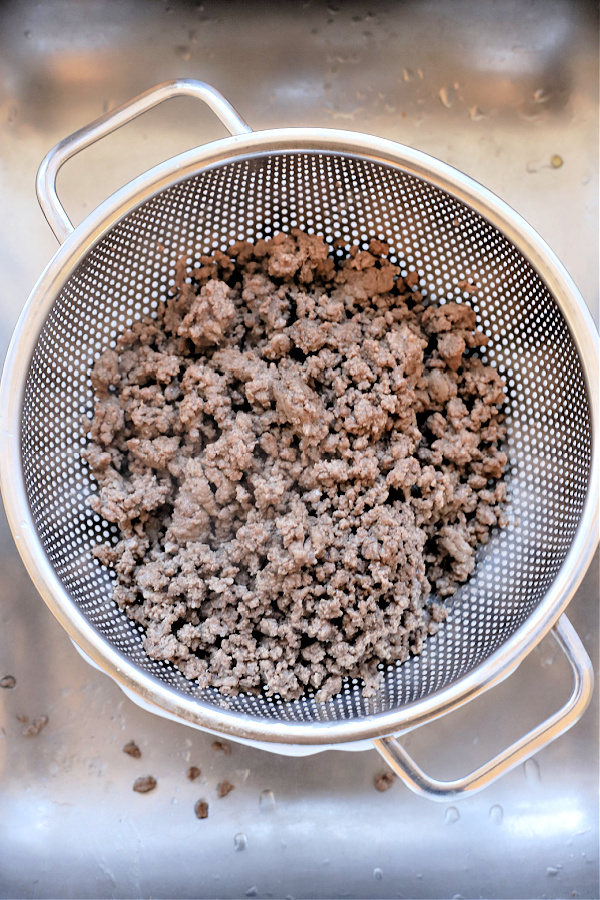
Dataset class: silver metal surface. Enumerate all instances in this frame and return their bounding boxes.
[2,85,598,754]
[37,79,252,242]
[0,1,598,897]
[374,615,594,799]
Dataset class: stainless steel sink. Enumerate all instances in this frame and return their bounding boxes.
[0,2,597,897]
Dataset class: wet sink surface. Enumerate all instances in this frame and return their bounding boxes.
[0,2,598,898]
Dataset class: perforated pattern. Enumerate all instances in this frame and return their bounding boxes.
[22,152,592,724]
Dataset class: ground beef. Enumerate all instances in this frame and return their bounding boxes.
[84,229,508,703]
[123,740,142,758]
[216,780,235,798]
[132,775,157,793]
[194,800,209,819]
[374,771,396,792]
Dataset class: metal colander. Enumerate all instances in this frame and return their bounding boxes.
[1,81,597,798]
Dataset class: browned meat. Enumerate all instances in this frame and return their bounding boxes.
[85,230,507,702]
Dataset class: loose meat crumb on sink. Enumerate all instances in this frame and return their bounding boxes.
[84,229,508,704]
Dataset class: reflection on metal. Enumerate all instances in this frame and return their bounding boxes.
[373,616,593,800]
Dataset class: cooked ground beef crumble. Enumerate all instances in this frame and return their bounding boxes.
[83,230,508,702]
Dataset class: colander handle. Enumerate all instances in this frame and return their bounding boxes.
[372,614,594,801]
[36,79,252,243]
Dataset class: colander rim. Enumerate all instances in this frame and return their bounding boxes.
[1,127,597,745]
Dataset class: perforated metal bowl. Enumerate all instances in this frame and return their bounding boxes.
[1,81,597,799]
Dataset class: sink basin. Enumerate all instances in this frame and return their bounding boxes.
[0,2,597,897]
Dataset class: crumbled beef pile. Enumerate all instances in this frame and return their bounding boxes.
[84,230,508,702]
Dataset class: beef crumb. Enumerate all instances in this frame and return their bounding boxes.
[217,780,235,798]
[374,771,396,792]
[21,715,48,737]
[194,799,209,818]
[187,765,201,781]
[211,740,232,755]
[123,740,142,758]
[85,230,508,703]
[133,775,157,793]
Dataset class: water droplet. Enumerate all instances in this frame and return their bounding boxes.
[546,865,560,876]
[453,895,465,899]
[245,888,257,898]
[439,86,455,109]
[519,110,542,124]
[445,806,460,825]
[234,832,248,852]
[469,105,487,121]
[174,44,191,61]
[533,88,551,103]
[489,804,503,824]
[402,67,413,82]
[524,757,542,785]
[526,159,542,174]
[373,867,383,881]
[259,789,276,812]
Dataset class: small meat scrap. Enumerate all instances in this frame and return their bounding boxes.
[187,766,201,781]
[216,780,235,798]
[374,771,396,792]
[21,715,48,737]
[211,740,232,756]
[456,279,479,293]
[123,740,141,758]
[0,675,16,689]
[85,229,508,704]
[133,775,157,793]
[194,799,209,819]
